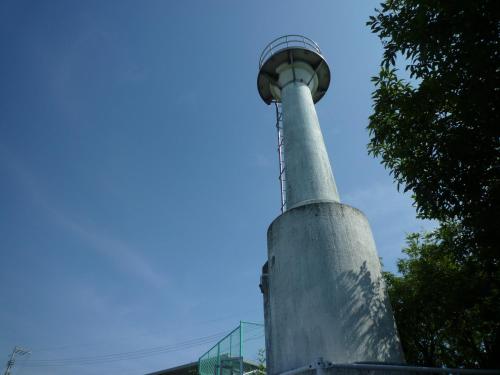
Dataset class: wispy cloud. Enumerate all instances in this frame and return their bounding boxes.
[249,153,273,168]
[0,145,167,288]
[54,212,167,288]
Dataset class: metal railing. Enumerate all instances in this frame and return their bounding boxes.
[277,358,500,375]
[259,35,322,69]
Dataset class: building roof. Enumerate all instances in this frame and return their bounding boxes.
[146,360,261,375]
[145,361,198,375]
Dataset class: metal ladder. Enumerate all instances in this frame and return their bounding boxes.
[274,101,286,213]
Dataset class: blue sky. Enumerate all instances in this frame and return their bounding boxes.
[0,1,434,375]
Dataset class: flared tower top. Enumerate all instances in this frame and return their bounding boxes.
[257,35,331,105]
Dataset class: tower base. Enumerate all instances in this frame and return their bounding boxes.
[261,201,404,375]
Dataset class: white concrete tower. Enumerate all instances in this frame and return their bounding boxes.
[257,35,404,374]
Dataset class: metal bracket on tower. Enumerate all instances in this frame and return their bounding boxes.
[274,101,286,213]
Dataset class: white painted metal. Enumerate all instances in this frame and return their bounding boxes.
[276,359,500,375]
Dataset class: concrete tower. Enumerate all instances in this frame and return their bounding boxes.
[257,35,404,375]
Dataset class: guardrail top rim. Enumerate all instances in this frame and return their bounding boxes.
[259,35,322,68]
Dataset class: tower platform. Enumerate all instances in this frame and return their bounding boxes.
[257,35,331,104]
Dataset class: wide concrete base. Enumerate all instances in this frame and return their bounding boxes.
[261,202,404,375]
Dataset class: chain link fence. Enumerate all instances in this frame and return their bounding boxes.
[199,322,265,375]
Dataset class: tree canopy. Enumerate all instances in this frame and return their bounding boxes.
[367,0,500,368]
[385,223,499,368]
[367,0,499,262]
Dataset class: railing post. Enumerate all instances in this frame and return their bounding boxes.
[315,358,326,375]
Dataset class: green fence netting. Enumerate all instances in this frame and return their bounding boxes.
[198,322,265,375]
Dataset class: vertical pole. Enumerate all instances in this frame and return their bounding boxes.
[229,334,232,358]
[315,358,325,375]
[216,341,220,375]
[239,322,243,375]
[3,346,29,375]
[3,349,15,375]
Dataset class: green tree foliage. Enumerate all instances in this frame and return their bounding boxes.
[385,223,499,368]
[367,0,500,368]
[367,0,499,263]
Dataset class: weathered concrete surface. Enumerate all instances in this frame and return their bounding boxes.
[262,202,404,375]
[280,78,339,209]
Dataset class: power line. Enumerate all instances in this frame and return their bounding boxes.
[18,332,224,366]
[25,333,222,362]
[30,310,260,353]
[17,331,228,368]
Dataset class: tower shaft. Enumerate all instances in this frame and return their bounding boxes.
[281,80,339,208]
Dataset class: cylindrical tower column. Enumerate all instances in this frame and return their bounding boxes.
[280,79,339,208]
[257,35,404,375]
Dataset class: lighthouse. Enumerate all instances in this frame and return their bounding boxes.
[257,35,404,374]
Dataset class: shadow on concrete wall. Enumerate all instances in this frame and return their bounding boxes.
[336,261,403,363]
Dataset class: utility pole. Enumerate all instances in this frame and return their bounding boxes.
[3,346,30,375]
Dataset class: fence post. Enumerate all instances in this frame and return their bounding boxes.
[240,322,244,375]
